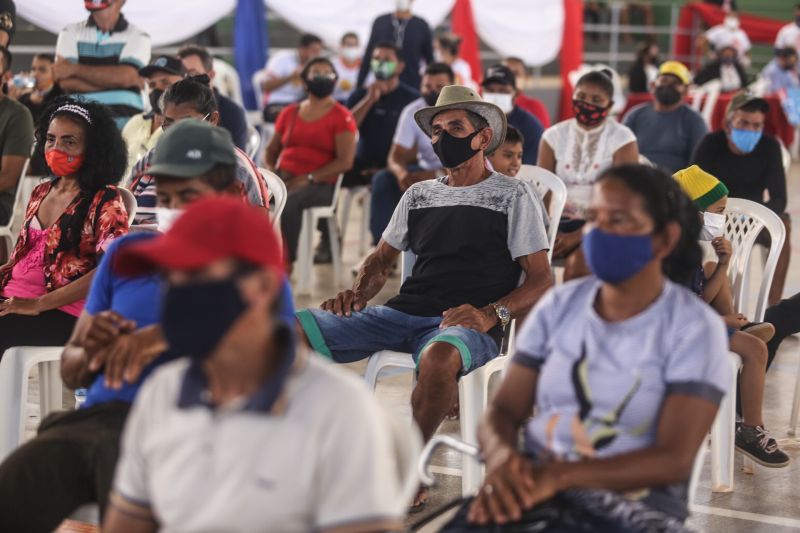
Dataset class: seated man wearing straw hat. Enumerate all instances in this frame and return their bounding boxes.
[296,85,553,506]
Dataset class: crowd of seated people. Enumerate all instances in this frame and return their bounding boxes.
[0,0,798,531]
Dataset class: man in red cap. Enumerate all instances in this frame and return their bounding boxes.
[103,197,405,533]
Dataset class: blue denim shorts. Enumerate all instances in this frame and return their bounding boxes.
[296,305,500,376]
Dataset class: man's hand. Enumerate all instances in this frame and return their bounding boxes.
[85,311,136,366]
[440,304,497,332]
[321,289,367,317]
[52,58,77,81]
[0,297,42,317]
[553,230,582,258]
[711,236,732,266]
[366,82,384,103]
[99,327,165,389]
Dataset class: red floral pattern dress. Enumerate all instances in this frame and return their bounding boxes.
[0,179,129,294]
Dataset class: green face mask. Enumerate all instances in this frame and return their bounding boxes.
[371,59,398,80]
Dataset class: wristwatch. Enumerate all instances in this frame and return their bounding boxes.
[306,173,315,183]
[490,302,511,328]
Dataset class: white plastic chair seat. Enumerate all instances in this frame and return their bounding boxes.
[0,347,63,463]
[515,165,567,263]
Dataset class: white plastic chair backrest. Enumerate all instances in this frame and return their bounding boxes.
[516,165,567,262]
[723,198,785,321]
[212,58,244,108]
[5,159,34,235]
[701,80,722,128]
[747,77,768,97]
[779,140,791,176]
[118,187,137,227]
[245,125,261,160]
[400,250,416,284]
[258,168,287,226]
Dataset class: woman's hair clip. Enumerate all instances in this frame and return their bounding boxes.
[52,104,92,125]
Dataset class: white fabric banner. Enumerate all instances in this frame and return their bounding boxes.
[472,0,564,66]
[17,2,236,47]
[17,0,562,66]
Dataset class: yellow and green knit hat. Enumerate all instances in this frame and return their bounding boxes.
[672,165,729,210]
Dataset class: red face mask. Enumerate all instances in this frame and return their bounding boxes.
[45,149,84,177]
[85,0,113,11]
[572,99,610,127]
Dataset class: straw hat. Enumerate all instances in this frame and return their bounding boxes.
[414,85,508,154]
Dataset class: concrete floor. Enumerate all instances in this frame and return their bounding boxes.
[29,162,800,532]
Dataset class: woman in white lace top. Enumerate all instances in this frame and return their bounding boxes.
[538,69,639,279]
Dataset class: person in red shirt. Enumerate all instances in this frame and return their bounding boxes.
[265,57,357,269]
[502,56,551,128]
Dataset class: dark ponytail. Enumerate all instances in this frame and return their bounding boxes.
[595,164,702,287]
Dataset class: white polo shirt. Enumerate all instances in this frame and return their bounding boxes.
[393,97,441,170]
[113,349,405,532]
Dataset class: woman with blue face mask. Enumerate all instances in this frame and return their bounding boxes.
[440,164,731,532]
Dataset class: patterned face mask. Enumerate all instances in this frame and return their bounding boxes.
[572,99,610,127]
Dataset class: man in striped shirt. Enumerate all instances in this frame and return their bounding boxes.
[54,0,151,128]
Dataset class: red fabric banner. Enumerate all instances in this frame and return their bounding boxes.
[674,2,786,68]
[559,0,584,120]
[452,0,483,85]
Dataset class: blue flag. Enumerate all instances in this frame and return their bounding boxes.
[234,0,269,110]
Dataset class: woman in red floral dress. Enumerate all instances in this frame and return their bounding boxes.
[0,98,129,359]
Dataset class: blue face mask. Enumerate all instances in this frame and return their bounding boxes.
[583,228,654,284]
[729,128,762,154]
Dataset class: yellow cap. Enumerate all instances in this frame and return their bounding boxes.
[658,61,691,85]
[673,165,729,210]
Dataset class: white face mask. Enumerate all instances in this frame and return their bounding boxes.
[341,46,361,62]
[155,207,183,233]
[700,211,726,241]
[724,16,739,30]
[482,92,514,114]
[396,0,411,11]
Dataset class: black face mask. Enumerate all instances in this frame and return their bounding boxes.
[432,130,481,169]
[720,56,735,66]
[148,88,164,115]
[162,279,248,361]
[654,84,682,107]
[795,15,800,27]
[783,62,797,71]
[306,77,336,98]
[423,91,439,107]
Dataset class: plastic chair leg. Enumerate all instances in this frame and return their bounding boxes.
[296,210,313,295]
[0,348,27,462]
[788,352,800,436]
[459,366,487,497]
[360,197,371,256]
[339,191,354,244]
[710,354,738,492]
[326,216,342,290]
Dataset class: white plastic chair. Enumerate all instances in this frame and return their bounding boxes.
[638,154,655,167]
[245,125,261,160]
[690,80,722,129]
[363,251,512,495]
[0,347,63,462]
[118,186,137,228]
[258,168,287,226]
[0,160,35,255]
[295,174,345,295]
[339,186,371,257]
[707,199,785,492]
[212,57,244,108]
[515,165,567,262]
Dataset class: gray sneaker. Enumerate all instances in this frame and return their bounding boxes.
[735,424,790,468]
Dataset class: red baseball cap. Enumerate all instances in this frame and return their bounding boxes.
[114,197,284,277]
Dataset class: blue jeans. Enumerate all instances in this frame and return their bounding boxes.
[369,165,423,245]
[296,305,500,376]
